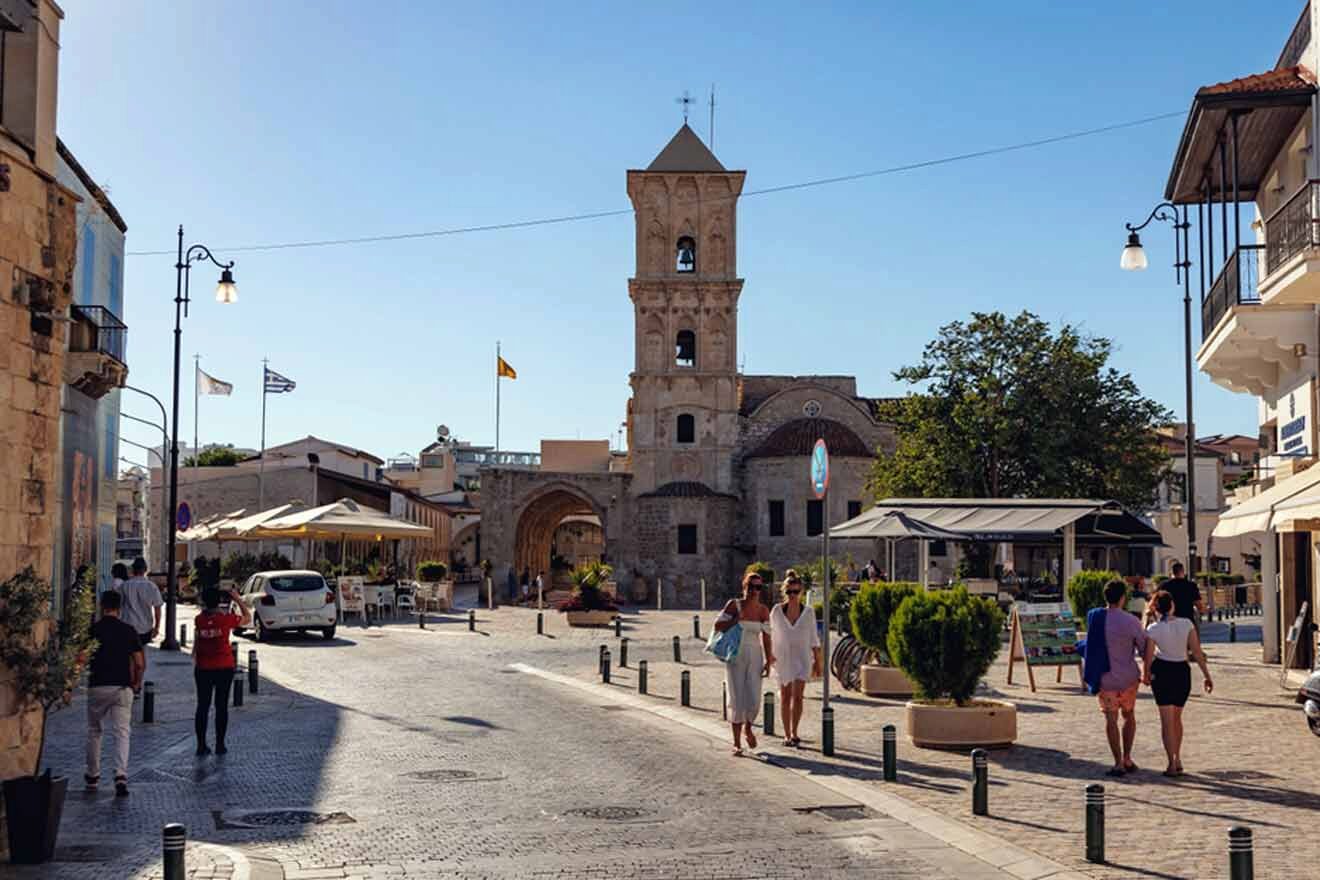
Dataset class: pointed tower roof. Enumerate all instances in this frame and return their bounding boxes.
[646,124,725,172]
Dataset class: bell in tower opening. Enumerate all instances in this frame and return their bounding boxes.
[676,236,696,273]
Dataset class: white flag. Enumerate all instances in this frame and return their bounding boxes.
[198,368,233,396]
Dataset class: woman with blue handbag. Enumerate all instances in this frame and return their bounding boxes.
[714,571,774,756]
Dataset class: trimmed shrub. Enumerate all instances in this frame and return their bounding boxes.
[1066,569,1122,623]
[417,560,448,582]
[887,587,1004,706]
[850,581,920,665]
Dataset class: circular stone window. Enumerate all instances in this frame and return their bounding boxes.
[802,399,822,418]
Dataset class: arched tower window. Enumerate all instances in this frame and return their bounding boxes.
[676,413,695,444]
[676,236,696,273]
[675,330,696,367]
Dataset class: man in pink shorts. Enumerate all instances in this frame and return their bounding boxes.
[1094,580,1147,776]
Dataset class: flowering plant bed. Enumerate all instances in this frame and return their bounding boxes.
[557,562,618,625]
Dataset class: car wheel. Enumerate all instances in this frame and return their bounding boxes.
[254,615,269,643]
[322,625,336,641]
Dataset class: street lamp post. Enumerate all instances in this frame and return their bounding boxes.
[1121,203,1198,575]
[163,226,237,651]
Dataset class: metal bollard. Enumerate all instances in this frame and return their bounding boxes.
[615,615,622,638]
[673,636,682,663]
[722,681,727,720]
[1085,783,1105,863]
[419,606,425,629]
[537,612,543,635]
[142,681,155,724]
[972,749,988,816]
[179,624,187,647]
[162,823,187,880]
[620,638,629,668]
[468,609,476,631]
[638,660,648,694]
[232,672,244,707]
[1230,620,1237,643]
[763,691,775,736]
[681,670,691,706]
[693,614,701,640]
[822,707,834,756]
[1228,826,1253,880]
[599,644,607,676]
[230,642,239,666]
[602,649,611,684]
[882,724,897,782]
[248,651,259,695]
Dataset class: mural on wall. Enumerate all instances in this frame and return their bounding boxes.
[59,391,101,607]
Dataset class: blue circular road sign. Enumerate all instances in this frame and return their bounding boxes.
[176,501,192,532]
[811,439,829,499]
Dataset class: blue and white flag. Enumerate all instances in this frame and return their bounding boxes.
[264,367,296,394]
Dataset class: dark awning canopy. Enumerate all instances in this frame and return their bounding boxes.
[836,499,1164,546]
[1164,66,1316,204]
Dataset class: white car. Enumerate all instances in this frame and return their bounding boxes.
[237,569,337,641]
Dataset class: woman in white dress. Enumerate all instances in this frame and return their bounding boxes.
[714,571,774,756]
[770,570,821,747]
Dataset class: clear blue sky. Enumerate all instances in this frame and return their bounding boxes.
[59,1,1295,467]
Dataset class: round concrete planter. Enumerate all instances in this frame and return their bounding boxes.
[565,610,617,627]
[905,698,1017,749]
[860,664,915,697]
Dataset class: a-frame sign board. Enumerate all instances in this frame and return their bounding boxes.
[1007,602,1084,693]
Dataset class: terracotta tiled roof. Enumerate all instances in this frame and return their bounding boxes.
[745,418,873,460]
[639,481,737,499]
[1197,65,1315,97]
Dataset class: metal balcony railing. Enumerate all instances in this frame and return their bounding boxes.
[1265,180,1320,276]
[1202,245,1263,339]
[69,305,127,364]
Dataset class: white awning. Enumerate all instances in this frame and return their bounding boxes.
[1212,465,1320,537]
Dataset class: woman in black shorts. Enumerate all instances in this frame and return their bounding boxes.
[1141,590,1213,777]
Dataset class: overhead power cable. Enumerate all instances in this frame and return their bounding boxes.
[126,110,1183,258]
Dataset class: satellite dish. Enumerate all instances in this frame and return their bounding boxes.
[437,424,450,440]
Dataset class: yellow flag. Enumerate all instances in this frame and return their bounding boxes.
[497,356,517,380]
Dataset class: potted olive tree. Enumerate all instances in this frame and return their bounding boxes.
[889,586,1015,748]
[850,581,919,697]
[559,562,618,626]
[0,568,97,863]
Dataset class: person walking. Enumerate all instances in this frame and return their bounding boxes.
[192,586,251,756]
[1142,590,1213,777]
[534,570,545,605]
[769,570,821,747]
[714,571,774,756]
[1162,562,1205,627]
[120,557,162,650]
[85,590,144,797]
[1083,580,1147,776]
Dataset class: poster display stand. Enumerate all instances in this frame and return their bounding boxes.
[1007,601,1083,693]
[1281,601,1311,688]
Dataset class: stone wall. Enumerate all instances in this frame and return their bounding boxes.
[635,493,738,606]
[0,141,80,782]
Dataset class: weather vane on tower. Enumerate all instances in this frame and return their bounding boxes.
[676,90,695,123]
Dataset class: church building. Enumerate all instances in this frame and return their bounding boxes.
[481,125,895,603]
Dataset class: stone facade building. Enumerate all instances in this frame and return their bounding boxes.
[482,126,894,605]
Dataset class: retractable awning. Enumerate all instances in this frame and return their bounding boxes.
[838,498,1157,543]
[1215,465,1320,537]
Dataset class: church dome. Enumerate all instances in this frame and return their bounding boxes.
[745,418,873,459]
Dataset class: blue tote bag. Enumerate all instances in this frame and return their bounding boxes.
[704,619,742,663]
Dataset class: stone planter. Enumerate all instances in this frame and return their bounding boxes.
[905,698,1017,749]
[565,610,617,627]
[860,664,914,697]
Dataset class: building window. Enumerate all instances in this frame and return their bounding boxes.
[806,500,823,537]
[847,500,862,521]
[677,523,698,554]
[676,236,696,273]
[768,500,785,537]
[675,330,696,367]
[676,413,695,444]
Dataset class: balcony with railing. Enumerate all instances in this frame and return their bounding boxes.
[1260,180,1320,304]
[65,304,128,398]
[1202,245,1262,339]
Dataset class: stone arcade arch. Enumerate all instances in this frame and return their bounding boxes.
[514,486,603,578]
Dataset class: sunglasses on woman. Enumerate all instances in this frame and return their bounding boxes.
[786,588,801,595]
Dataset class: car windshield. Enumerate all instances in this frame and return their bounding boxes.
[267,575,325,592]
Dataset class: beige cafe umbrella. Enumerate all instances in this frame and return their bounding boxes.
[243,498,433,575]
[830,510,963,589]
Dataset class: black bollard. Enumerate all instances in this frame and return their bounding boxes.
[142,681,155,724]
[614,616,622,638]
[419,606,425,629]
[1085,784,1105,863]
[673,636,682,663]
[1230,621,1237,643]
[681,670,691,707]
[882,724,897,781]
[602,649,611,684]
[599,644,607,676]
[179,623,187,648]
[763,691,775,736]
[232,672,244,707]
[620,638,629,668]
[537,612,543,635]
[722,681,727,720]
[1228,826,1253,880]
[162,823,186,880]
[248,651,259,695]
[693,614,701,640]
[230,642,238,666]
[972,749,988,816]
[822,707,835,756]
[468,609,475,631]
[638,660,648,695]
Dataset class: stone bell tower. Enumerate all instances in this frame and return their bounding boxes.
[625,124,746,495]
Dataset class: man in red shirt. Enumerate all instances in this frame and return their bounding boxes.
[193,586,251,756]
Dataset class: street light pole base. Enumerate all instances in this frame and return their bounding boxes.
[159,637,181,652]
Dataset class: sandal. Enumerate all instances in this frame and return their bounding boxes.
[791,737,802,747]
[732,747,744,757]
[746,731,758,749]
[782,737,794,747]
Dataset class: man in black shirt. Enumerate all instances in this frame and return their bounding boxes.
[1162,562,1204,625]
[85,591,144,797]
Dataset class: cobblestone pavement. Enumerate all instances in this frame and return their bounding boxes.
[25,596,1046,879]
[484,602,1308,880]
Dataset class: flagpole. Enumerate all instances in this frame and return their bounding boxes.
[259,358,268,512]
[193,355,200,480]
[495,340,501,459]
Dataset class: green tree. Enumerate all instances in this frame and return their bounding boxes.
[867,311,1171,509]
[184,445,244,467]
